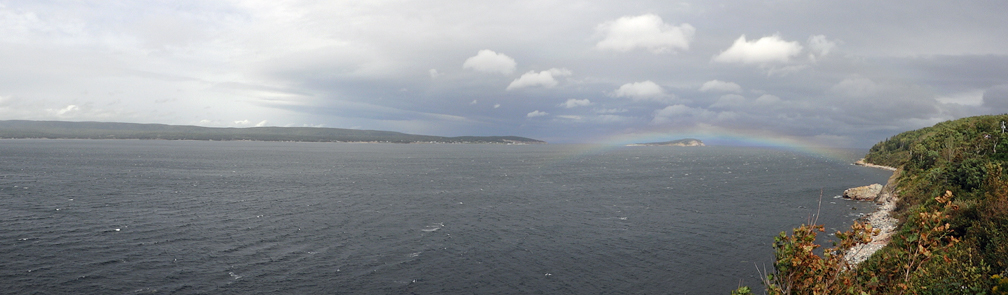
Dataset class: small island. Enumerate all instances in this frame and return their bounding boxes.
[0,120,545,144]
[626,138,704,147]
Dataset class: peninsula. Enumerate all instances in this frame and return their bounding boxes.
[626,138,704,147]
[0,120,545,144]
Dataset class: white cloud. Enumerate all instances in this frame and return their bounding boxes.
[613,80,668,102]
[754,94,781,105]
[493,104,500,108]
[556,114,633,124]
[560,98,592,108]
[713,35,803,65]
[710,94,746,109]
[527,110,548,117]
[829,77,879,98]
[506,68,571,90]
[710,94,783,109]
[470,99,478,105]
[595,108,627,114]
[233,119,267,126]
[53,104,79,116]
[651,104,717,125]
[807,35,837,57]
[595,14,695,54]
[699,80,742,93]
[429,68,441,78]
[463,50,516,75]
[936,90,982,106]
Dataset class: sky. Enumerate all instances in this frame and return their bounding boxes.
[2,1,1008,147]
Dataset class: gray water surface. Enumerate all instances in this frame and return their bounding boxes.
[0,140,892,294]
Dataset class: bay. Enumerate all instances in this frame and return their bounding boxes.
[0,140,892,294]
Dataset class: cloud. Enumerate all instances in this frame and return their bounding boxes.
[709,93,783,110]
[754,94,781,105]
[595,108,627,114]
[651,104,720,125]
[233,119,267,126]
[713,35,803,65]
[506,68,571,90]
[595,14,695,53]
[527,110,548,117]
[829,77,879,98]
[556,115,582,121]
[983,85,1008,111]
[556,114,633,124]
[560,98,592,108]
[613,80,668,102]
[463,50,516,75]
[494,104,500,108]
[807,35,837,58]
[699,80,742,93]
[52,105,79,116]
[429,68,441,78]
[824,76,945,125]
[709,94,747,109]
[937,90,983,106]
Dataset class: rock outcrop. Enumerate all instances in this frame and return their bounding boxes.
[843,183,883,201]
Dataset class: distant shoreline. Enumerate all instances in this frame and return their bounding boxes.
[0,120,546,145]
[0,137,542,145]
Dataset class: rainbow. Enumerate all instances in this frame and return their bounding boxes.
[564,126,866,163]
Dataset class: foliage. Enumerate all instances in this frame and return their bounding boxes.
[731,286,753,295]
[740,115,1008,294]
[761,220,876,295]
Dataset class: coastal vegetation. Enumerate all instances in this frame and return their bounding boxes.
[0,120,545,144]
[737,114,1008,294]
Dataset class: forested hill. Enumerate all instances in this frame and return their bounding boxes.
[866,115,1008,168]
[750,114,1008,294]
[0,120,545,144]
[854,114,1008,292]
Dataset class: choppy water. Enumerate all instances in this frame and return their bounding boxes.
[0,140,892,294]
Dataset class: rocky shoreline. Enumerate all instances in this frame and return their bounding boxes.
[854,158,897,171]
[843,161,900,266]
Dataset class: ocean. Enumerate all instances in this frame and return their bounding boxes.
[0,140,892,294]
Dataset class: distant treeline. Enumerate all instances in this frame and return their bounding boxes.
[0,120,545,144]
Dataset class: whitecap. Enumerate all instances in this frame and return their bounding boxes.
[421,223,444,232]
